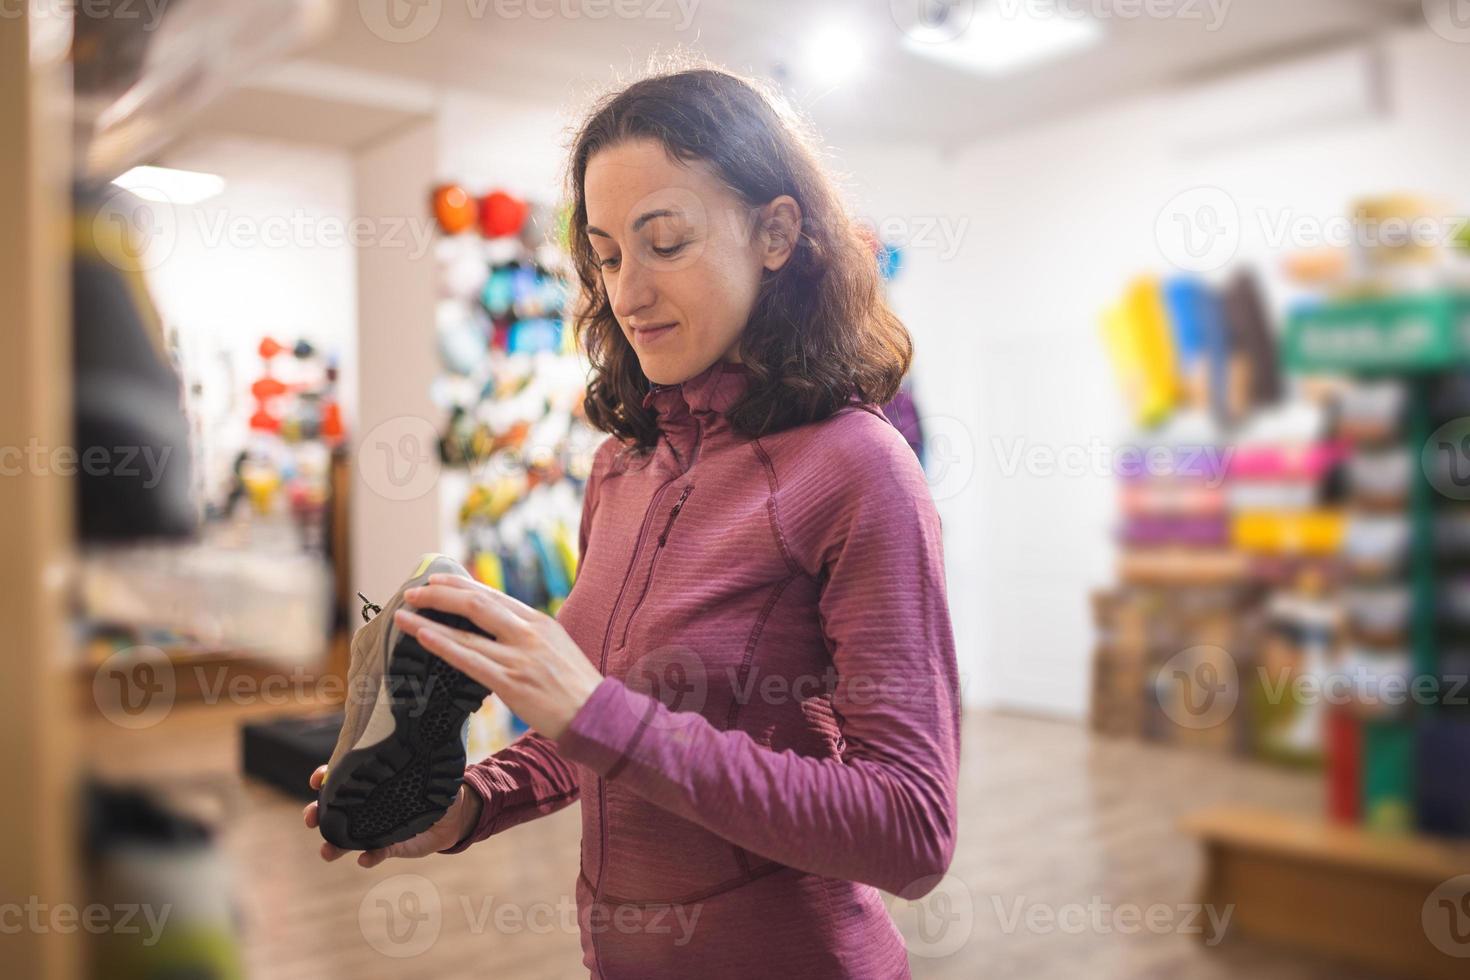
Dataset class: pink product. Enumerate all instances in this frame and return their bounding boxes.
[1228,442,1349,482]
[1120,515,1230,547]
[1119,482,1226,517]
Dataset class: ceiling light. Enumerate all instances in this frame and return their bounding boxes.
[807,22,865,86]
[902,2,1103,77]
[112,165,225,205]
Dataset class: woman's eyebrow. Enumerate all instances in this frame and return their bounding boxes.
[586,209,681,240]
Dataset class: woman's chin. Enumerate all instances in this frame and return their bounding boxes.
[638,355,688,387]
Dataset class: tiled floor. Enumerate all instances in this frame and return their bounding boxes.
[88,700,1386,979]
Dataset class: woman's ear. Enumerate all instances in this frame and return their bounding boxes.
[758,195,802,272]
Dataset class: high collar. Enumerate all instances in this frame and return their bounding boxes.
[641,359,751,426]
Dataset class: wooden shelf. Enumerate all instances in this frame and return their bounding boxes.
[0,9,77,978]
[1185,806,1470,979]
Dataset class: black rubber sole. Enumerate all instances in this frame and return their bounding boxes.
[318,610,490,851]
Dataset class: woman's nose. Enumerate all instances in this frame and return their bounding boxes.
[609,254,657,322]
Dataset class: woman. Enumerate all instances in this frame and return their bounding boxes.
[305,65,960,978]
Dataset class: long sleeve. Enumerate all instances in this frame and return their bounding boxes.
[441,437,621,853]
[440,729,581,852]
[552,416,961,899]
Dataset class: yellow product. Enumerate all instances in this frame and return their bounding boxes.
[1102,277,1179,426]
[1233,510,1346,555]
[241,466,281,515]
[473,551,505,592]
[551,522,579,582]
[486,476,524,520]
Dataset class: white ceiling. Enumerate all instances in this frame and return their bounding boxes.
[200,0,1427,151]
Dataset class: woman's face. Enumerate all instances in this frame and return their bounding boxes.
[584,137,798,386]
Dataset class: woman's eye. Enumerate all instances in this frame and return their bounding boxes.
[597,255,620,270]
[652,242,686,258]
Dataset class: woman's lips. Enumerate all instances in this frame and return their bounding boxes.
[633,322,677,345]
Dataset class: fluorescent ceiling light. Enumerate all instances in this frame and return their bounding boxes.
[807,21,865,85]
[902,2,1103,77]
[112,165,225,205]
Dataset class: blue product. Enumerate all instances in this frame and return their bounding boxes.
[1416,716,1470,837]
[481,267,516,317]
[528,529,570,599]
[1163,276,1210,369]
[508,317,562,355]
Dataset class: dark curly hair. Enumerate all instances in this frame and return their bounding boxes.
[565,62,913,451]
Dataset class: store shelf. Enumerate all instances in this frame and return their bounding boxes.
[1116,547,1251,585]
[1185,806,1470,979]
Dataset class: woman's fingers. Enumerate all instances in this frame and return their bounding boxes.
[394,608,509,663]
[358,839,414,868]
[400,612,512,690]
[303,801,319,829]
[425,573,543,623]
[404,584,524,638]
[320,842,350,862]
[309,765,328,790]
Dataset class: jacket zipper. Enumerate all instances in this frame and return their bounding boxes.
[617,483,694,650]
[595,479,678,673]
[590,414,705,935]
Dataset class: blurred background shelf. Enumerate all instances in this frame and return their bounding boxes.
[1186,806,1470,980]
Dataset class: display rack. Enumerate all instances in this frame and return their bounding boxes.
[1287,290,1470,816]
[1188,290,1470,978]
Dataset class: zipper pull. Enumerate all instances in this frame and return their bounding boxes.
[658,485,694,546]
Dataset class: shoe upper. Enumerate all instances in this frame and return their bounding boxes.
[323,554,475,777]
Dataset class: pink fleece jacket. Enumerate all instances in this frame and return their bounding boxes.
[446,358,961,978]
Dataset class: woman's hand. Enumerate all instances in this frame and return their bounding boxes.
[393,573,604,741]
[301,764,483,867]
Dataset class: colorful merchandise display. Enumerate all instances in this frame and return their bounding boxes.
[429,180,597,751]
[1096,192,1470,842]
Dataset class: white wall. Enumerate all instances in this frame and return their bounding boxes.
[350,121,443,603]
[437,89,578,199]
[947,24,1470,718]
[830,142,989,707]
